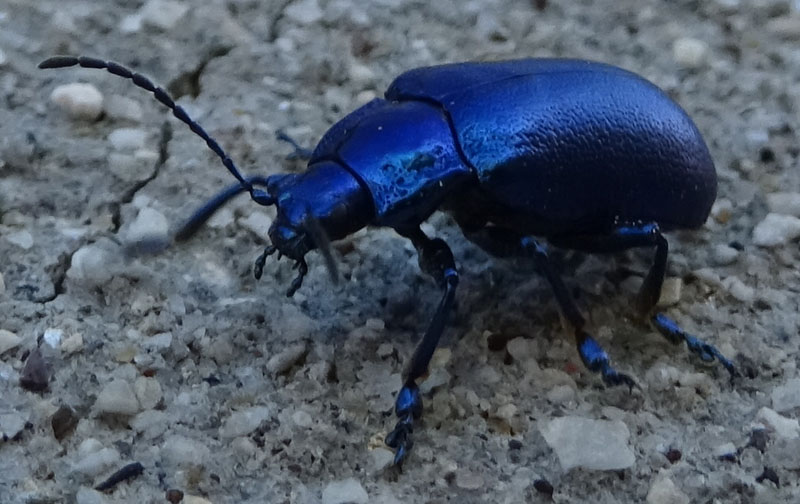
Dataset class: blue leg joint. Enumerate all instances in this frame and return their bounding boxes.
[652,313,737,378]
[578,331,637,390]
[385,382,422,467]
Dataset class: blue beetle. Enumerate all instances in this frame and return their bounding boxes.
[40,56,735,466]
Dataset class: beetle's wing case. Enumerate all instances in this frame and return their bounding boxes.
[387,59,717,234]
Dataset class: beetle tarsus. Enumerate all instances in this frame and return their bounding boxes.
[254,245,277,280]
[285,259,308,297]
[652,313,737,378]
[385,382,421,467]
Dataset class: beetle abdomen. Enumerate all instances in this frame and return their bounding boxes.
[388,59,717,233]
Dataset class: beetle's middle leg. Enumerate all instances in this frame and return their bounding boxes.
[464,226,636,388]
[549,223,736,377]
[385,227,459,467]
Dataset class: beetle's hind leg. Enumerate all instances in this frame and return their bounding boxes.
[550,223,736,378]
[385,227,459,467]
[465,227,636,389]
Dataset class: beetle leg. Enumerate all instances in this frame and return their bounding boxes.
[517,236,637,389]
[276,130,314,161]
[285,258,308,297]
[550,223,737,377]
[253,245,277,280]
[386,228,459,467]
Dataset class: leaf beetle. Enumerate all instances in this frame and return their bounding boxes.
[40,56,736,466]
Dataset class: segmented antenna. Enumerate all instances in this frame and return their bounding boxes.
[39,56,275,206]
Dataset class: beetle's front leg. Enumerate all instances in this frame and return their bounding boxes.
[385,228,458,467]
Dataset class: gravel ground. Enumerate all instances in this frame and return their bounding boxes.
[2,0,800,503]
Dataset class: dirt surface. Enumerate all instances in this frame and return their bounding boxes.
[2,0,800,503]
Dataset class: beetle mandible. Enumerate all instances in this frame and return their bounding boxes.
[40,56,736,466]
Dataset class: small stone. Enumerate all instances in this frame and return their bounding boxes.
[67,241,118,286]
[547,384,576,405]
[0,412,26,440]
[756,407,800,439]
[291,409,313,429]
[349,62,375,85]
[672,37,709,69]
[712,244,739,266]
[50,83,104,120]
[266,342,307,375]
[72,447,121,476]
[161,435,210,468]
[767,15,800,40]
[0,329,21,355]
[540,416,635,471]
[658,277,682,307]
[455,469,485,490]
[0,49,6,67]
[722,276,755,302]
[238,210,273,237]
[506,336,537,361]
[767,192,800,217]
[104,95,143,122]
[134,377,162,410]
[753,213,800,247]
[61,333,84,355]
[219,406,271,438]
[711,198,733,224]
[51,405,79,441]
[76,487,110,504]
[107,128,147,151]
[139,0,189,30]
[646,476,690,504]
[95,379,140,415]
[119,14,143,33]
[321,478,369,504]
[43,328,63,348]
[0,272,5,295]
[129,410,169,438]
[5,230,33,249]
[376,343,394,358]
[183,496,213,504]
[285,0,324,25]
[368,447,394,474]
[714,442,737,459]
[772,378,800,412]
[126,207,169,244]
[20,348,49,392]
[165,489,184,504]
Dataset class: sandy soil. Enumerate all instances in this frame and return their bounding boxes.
[1,0,799,502]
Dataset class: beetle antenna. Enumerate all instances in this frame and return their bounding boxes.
[39,55,275,207]
[303,212,339,284]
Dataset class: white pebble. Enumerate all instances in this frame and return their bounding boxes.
[50,83,104,120]
[108,128,147,151]
[5,230,33,249]
[219,406,272,438]
[139,0,189,30]
[767,15,800,39]
[0,49,6,67]
[767,192,800,217]
[321,478,369,504]
[646,476,690,504]
[0,329,22,355]
[0,272,5,295]
[286,0,324,25]
[756,407,800,439]
[714,442,737,458]
[95,379,140,415]
[161,435,210,468]
[76,487,110,504]
[658,278,682,307]
[72,447,121,476]
[0,412,26,439]
[540,416,635,470]
[547,384,577,405]
[134,377,162,410]
[43,328,63,348]
[721,276,755,302]
[712,244,739,266]
[368,447,394,474]
[183,496,213,504]
[772,378,800,412]
[126,207,169,243]
[119,14,143,33]
[291,409,313,428]
[266,342,307,375]
[238,210,273,237]
[104,95,143,122]
[753,213,800,247]
[61,333,83,355]
[672,37,709,69]
[67,242,117,286]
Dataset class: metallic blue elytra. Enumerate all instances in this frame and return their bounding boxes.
[41,56,735,468]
